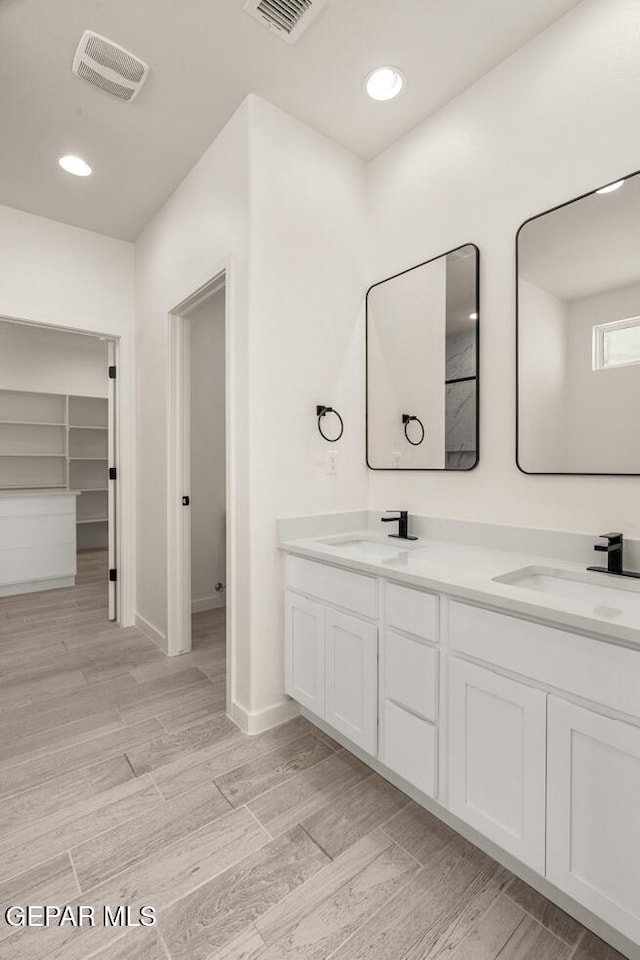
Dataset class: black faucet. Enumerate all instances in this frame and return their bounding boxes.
[587,532,640,579]
[381,511,418,541]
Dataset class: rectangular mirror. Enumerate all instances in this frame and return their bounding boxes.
[517,170,640,475]
[366,243,479,470]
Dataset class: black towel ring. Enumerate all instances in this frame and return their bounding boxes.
[316,405,344,442]
[402,414,425,446]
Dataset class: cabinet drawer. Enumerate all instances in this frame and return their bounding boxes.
[449,600,640,721]
[384,630,438,721]
[382,700,437,798]
[385,582,438,641]
[285,555,377,619]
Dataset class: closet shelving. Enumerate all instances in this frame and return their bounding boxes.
[0,390,109,548]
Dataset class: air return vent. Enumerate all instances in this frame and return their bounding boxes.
[72,31,149,102]
[243,0,328,44]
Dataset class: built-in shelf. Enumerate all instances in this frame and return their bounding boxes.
[0,420,66,427]
[0,390,109,550]
[0,483,67,490]
[68,425,108,430]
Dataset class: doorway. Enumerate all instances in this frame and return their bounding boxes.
[0,318,120,622]
[167,274,228,660]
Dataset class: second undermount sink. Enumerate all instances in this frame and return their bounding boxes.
[493,565,640,620]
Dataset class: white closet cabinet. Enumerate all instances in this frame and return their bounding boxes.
[547,697,640,944]
[284,591,325,716]
[448,657,547,873]
[324,609,377,754]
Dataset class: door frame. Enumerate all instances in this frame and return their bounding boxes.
[166,269,229,660]
[0,313,125,623]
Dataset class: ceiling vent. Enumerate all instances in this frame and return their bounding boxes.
[72,31,149,102]
[243,0,328,44]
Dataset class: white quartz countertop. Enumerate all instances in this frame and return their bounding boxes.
[281,530,640,650]
[0,489,81,498]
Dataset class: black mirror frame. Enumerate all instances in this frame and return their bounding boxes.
[515,168,640,477]
[365,242,480,472]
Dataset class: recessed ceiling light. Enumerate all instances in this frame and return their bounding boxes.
[58,155,92,177]
[596,179,624,195]
[469,312,479,320]
[364,66,405,102]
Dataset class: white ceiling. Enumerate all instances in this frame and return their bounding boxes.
[519,171,640,302]
[0,0,582,241]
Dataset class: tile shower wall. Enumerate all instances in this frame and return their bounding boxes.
[446,330,476,468]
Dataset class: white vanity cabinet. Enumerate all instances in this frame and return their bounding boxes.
[284,557,379,755]
[282,546,640,957]
[547,697,640,944]
[379,582,440,798]
[284,591,325,716]
[448,657,547,873]
[324,608,377,753]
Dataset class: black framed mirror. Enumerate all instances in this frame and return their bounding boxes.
[366,243,479,471]
[517,169,640,476]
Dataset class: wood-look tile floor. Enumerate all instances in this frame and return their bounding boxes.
[0,551,629,960]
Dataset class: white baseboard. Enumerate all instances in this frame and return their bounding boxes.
[191,595,226,614]
[230,697,300,735]
[135,613,168,654]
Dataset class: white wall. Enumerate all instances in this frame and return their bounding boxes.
[366,0,640,536]
[134,99,251,703]
[0,204,135,623]
[134,95,368,728]
[190,289,226,609]
[0,321,108,398]
[246,97,368,723]
[518,279,568,472]
[566,282,640,473]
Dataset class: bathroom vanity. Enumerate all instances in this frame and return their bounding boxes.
[281,519,640,958]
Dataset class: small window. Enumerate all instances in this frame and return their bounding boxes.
[593,316,640,370]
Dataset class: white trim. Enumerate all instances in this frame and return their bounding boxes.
[166,312,191,655]
[230,698,300,736]
[135,612,167,653]
[192,595,226,613]
[593,314,640,371]
[166,260,233,719]
[0,313,133,627]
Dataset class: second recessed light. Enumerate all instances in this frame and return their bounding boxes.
[365,66,405,101]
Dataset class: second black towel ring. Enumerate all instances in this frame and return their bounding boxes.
[317,405,344,442]
[402,414,425,446]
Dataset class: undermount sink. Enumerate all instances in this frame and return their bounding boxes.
[493,565,640,620]
[318,537,414,561]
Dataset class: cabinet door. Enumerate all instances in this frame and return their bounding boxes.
[325,609,377,755]
[284,591,325,717]
[448,658,547,872]
[547,697,640,944]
